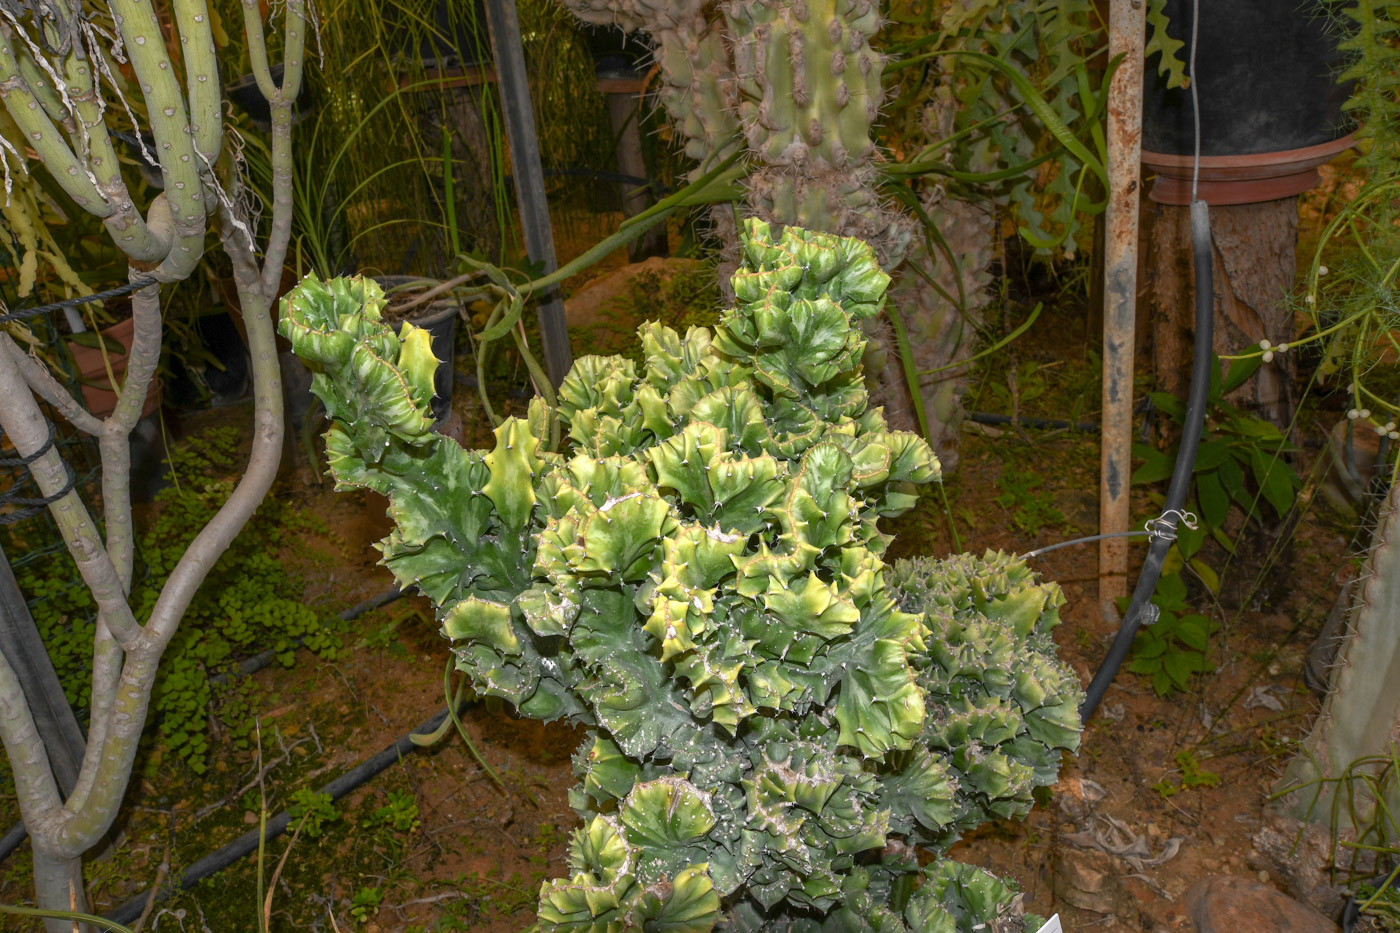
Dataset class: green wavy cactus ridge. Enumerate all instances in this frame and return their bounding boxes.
[281,221,1081,931]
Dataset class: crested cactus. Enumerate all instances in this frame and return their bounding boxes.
[888,551,1084,846]
[283,221,1076,931]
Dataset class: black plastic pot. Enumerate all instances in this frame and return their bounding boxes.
[1142,0,1353,157]
[225,63,314,131]
[374,277,458,424]
[578,22,654,80]
[1140,0,1357,203]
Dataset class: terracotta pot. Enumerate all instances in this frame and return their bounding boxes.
[65,317,161,420]
[1142,134,1359,206]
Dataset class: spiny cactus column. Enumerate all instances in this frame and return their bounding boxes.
[555,0,986,465]
[286,221,1082,931]
[1277,477,1400,830]
[877,187,996,464]
[725,0,910,264]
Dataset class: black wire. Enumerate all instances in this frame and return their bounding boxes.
[0,421,79,524]
[0,276,158,326]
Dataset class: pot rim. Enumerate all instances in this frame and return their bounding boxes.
[1141,132,1358,172]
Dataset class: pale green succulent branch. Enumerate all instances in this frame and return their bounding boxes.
[287,220,1081,931]
[0,0,302,925]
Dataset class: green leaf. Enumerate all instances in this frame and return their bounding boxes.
[1132,635,1168,660]
[1220,455,1250,511]
[1131,443,1174,484]
[1148,391,1187,422]
[1196,470,1230,530]
[1163,650,1196,689]
[1221,349,1263,394]
[1193,440,1231,473]
[1176,518,1205,560]
[1250,447,1296,516]
[1174,614,1211,652]
[1127,655,1163,674]
[1153,573,1189,612]
[1188,559,1220,595]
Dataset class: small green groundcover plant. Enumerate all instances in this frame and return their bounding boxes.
[18,427,338,773]
[284,220,1083,931]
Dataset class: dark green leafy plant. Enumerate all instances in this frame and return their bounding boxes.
[1123,573,1219,697]
[1131,355,1300,590]
[19,426,339,773]
[284,220,1081,931]
[995,469,1066,538]
[365,790,421,835]
[288,789,341,839]
[1153,750,1222,798]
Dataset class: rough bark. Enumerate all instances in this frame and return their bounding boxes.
[1148,197,1299,427]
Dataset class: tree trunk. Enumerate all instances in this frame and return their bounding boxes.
[1148,197,1299,426]
[32,846,88,933]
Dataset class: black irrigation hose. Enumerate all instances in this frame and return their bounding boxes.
[966,411,1099,432]
[1341,895,1361,932]
[104,698,468,926]
[1079,200,1215,720]
[0,587,404,864]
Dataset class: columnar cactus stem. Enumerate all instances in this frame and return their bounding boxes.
[1278,478,1400,830]
[170,0,223,164]
[0,36,111,214]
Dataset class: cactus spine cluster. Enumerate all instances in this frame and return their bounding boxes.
[283,220,1080,931]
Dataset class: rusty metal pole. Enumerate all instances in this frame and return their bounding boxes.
[482,0,573,386]
[1099,0,1147,620]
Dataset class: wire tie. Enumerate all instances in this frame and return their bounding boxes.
[1144,509,1198,541]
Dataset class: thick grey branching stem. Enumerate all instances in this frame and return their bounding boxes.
[0,0,303,924]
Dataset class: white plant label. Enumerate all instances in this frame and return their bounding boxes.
[1033,914,1064,933]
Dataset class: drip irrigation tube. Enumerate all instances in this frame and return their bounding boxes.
[104,699,468,926]
[1076,0,1212,720]
[0,586,404,863]
[1079,199,1214,719]
[967,412,1099,432]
